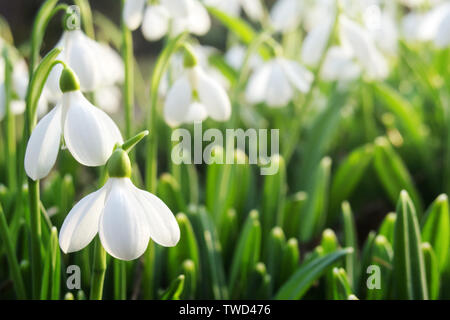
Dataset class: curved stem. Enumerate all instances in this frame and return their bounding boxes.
[121,0,134,139]
[29,0,67,74]
[2,48,17,192]
[145,32,188,192]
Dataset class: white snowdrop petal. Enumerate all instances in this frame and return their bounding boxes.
[123,0,146,30]
[94,86,122,114]
[99,179,150,260]
[24,104,62,181]
[95,43,125,85]
[133,183,180,247]
[340,16,388,79]
[142,5,170,41]
[59,182,110,253]
[245,63,271,104]
[185,102,208,123]
[265,62,293,107]
[11,100,26,115]
[279,59,314,93]
[187,0,211,36]
[434,11,450,48]
[301,21,332,67]
[162,0,190,17]
[65,31,100,91]
[241,0,264,21]
[195,67,231,122]
[270,0,302,32]
[63,91,123,167]
[44,57,64,102]
[163,75,192,126]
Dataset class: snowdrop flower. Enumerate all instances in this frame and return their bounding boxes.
[123,0,210,41]
[362,5,398,56]
[320,46,361,82]
[301,19,334,67]
[205,0,264,22]
[418,1,450,48]
[59,147,180,260]
[224,44,263,71]
[270,0,303,33]
[163,46,231,126]
[45,26,124,102]
[245,57,313,108]
[339,16,389,80]
[0,54,48,119]
[25,67,123,181]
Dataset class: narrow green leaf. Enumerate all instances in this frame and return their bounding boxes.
[245,262,271,299]
[393,190,428,300]
[299,157,332,242]
[266,227,286,293]
[167,213,200,287]
[157,173,187,215]
[261,155,286,239]
[366,235,393,300]
[229,210,261,298]
[280,238,300,285]
[161,275,185,300]
[422,243,439,300]
[181,260,197,300]
[332,268,353,300]
[378,212,396,245]
[374,137,423,213]
[275,248,352,299]
[330,144,373,221]
[341,201,359,290]
[281,192,308,239]
[421,194,449,272]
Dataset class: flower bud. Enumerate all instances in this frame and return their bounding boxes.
[59,67,80,93]
[183,44,198,68]
[107,148,132,178]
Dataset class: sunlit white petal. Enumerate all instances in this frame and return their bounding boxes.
[63,91,123,166]
[99,178,150,260]
[163,75,192,127]
[24,105,62,180]
[59,181,110,253]
[142,5,170,41]
[123,0,146,30]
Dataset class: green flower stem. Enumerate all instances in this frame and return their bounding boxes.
[74,0,95,38]
[230,31,273,127]
[23,48,62,299]
[29,0,67,74]
[121,0,134,139]
[2,48,17,192]
[282,9,340,163]
[113,259,127,300]
[0,204,26,299]
[145,32,188,192]
[89,236,107,300]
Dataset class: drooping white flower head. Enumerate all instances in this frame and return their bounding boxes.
[124,0,211,41]
[417,1,450,48]
[339,16,389,80]
[45,29,124,102]
[205,0,264,22]
[270,0,303,33]
[163,46,231,126]
[25,68,123,181]
[59,148,180,261]
[301,19,334,67]
[245,57,313,108]
[224,44,263,71]
[320,46,361,82]
[0,54,49,120]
